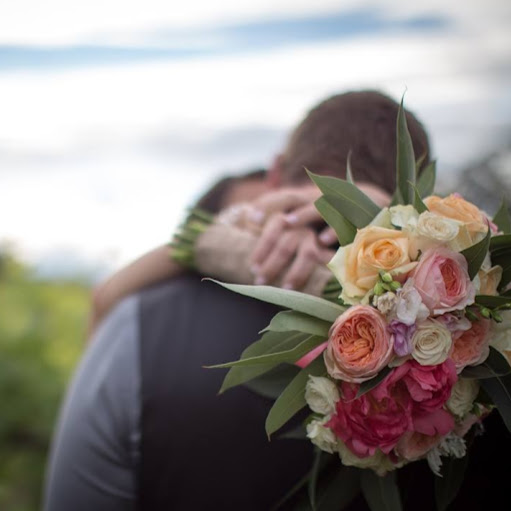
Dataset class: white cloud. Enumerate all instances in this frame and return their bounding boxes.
[0,0,509,46]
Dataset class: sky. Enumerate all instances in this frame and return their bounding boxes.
[0,0,510,281]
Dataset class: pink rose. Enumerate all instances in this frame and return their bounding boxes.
[324,305,394,383]
[383,360,457,436]
[411,247,475,315]
[326,380,413,457]
[451,318,491,372]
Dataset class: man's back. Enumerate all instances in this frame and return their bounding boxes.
[138,274,313,509]
[44,273,312,510]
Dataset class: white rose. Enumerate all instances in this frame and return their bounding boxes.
[306,418,338,454]
[417,211,461,243]
[417,211,460,242]
[395,279,429,326]
[337,441,398,476]
[446,378,479,418]
[369,207,393,228]
[411,319,453,365]
[390,205,419,230]
[305,376,340,415]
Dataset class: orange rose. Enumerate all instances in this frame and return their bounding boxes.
[324,305,394,383]
[328,226,416,304]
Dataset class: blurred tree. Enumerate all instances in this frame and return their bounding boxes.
[0,249,89,511]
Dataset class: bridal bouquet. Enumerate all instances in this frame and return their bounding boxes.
[208,100,511,510]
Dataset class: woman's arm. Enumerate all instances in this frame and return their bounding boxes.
[88,245,184,337]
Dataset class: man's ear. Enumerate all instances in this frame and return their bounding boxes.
[266,154,284,188]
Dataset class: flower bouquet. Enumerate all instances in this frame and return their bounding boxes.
[207,100,511,510]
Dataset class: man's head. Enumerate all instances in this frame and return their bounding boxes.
[275,90,430,194]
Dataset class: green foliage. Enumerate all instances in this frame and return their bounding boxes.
[0,250,89,511]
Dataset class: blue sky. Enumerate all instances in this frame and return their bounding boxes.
[0,1,510,279]
[0,9,449,71]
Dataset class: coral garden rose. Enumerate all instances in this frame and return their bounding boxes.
[411,247,475,315]
[328,226,416,304]
[324,305,394,383]
[451,318,491,372]
[326,380,413,457]
[424,194,488,248]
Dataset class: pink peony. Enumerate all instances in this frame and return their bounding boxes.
[411,247,475,315]
[324,305,394,383]
[382,359,457,436]
[451,318,491,372]
[326,379,413,458]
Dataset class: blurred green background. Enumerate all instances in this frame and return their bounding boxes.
[0,248,89,511]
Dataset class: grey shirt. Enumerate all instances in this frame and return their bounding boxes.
[43,296,140,511]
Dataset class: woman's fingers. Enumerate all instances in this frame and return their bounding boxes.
[250,213,288,271]
[248,185,320,225]
[279,234,334,290]
[253,228,302,285]
[283,203,323,227]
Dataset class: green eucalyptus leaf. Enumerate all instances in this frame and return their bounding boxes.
[410,181,428,213]
[435,454,469,511]
[497,259,511,291]
[493,197,511,234]
[460,226,491,280]
[480,374,511,433]
[490,234,511,251]
[314,196,357,246]
[474,295,511,309]
[307,171,380,227]
[416,160,436,198]
[243,364,301,400]
[356,367,392,398]
[265,357,327,438]
[346,151,355,184]
[206,335,325,369]
[461,347,511,379]
[308,449,323,511]
[360,470,402,511]
[219,331,309,393]
[396,96,416,205]
[207,279,346,322]
[262,310,331,338]
[317,466,361,511]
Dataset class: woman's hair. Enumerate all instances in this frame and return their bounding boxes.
[280,90,430,194]
[195,169,266,214]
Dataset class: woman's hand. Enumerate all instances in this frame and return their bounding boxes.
[247,181,391,289]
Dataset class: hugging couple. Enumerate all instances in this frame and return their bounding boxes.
[44,90,433,510]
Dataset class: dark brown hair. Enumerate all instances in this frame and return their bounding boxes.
[280,90,430,194]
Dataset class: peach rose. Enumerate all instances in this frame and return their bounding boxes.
[476,254,502,296]
[411,247,475,315]
[451,318,491,372]
[324,305,394,383]
[328,226,416,304]
[395,431,443,461]
[424,194,487,248]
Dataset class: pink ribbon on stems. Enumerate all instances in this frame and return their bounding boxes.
[295,341,328,368]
